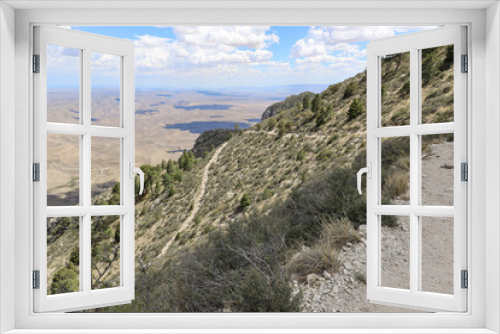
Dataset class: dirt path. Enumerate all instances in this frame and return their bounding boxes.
[159,142,228,257]
[244,129,329,140]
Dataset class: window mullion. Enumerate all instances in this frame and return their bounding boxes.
[409,47,420,294]
[82,47,92,294]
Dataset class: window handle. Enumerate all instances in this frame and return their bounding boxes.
[129,162,145,195]
[357,162,371,195]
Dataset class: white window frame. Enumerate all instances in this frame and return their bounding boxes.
[365,26,467,312]
[1,2,499,333]
[33,26,136,312]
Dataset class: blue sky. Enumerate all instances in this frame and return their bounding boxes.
[47,26,434,90]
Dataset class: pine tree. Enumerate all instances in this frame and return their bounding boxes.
[302,95,310,110]
[167,159,176,174]
[347,98,365,120]
[316,106,329,127]
[311,94,322,115]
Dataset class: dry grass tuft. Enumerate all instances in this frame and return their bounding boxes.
[385,169,409,199]
[288,217,360,278]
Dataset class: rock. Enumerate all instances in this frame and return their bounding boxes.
[358,225,367,232]
[307,273,321,285]
[191,129,237,158]
[261,92,315,120]
[323,270,333,281]
[344,262,353,270]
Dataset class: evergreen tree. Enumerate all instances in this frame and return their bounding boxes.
[316,106,330,127]
[347,98,365,120]
[302,95,310,110]
[179,150,187,170]
[311,94,322,115]
[161,159,168,170]
[166,159,176,174]
[343,82,358,99]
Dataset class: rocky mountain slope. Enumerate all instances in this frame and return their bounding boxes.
[46,45,455,313]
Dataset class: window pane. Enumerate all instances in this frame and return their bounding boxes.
[47,133,80,206]
[91,52,121,127]
[47,44,81,124]
[381,137,410,204]
[421,216,454,294]
[91,137,121,205]
[91,215,121,289]
[47,217,80,295]
[381,52,410,127]
[421,45,454,124]
[421,134,454,206]
[381,215,410,290]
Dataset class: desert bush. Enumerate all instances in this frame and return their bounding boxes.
[50,265,79,295]
[347,98,364,120]
[381,83,388,100]
[399,80,410,96]
[343,82,358,99]
[390,107,410,126]
[422,47,444,85]
[311,94,322,115]
[233,267,302,312]
[267,117,277,130]
[354,272,366,284]
[296,149,306,161]
[288,238,342,278]
[384,170,409,198]
[316,150,334,162]
[302,95,310,110]
[194,214,202,225]
[240,193,251,209]
[262,188,275,200]
[319,217,361,249]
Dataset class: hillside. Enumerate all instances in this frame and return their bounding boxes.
[46,45,455,312]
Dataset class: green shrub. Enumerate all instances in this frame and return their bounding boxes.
[311,94,322,115]
[262,188,274,200]
[50,266,79,295]
[399,80,410,95]
[233,267,302,312]
[302,95,310,110]
[343,82,358,99]
[240,193,251,209]
[267,117,277,130]
[194,214,202,225]
[381,83,387,100]
[354,272,366,284]
[347,98,364,120]
[296,149,306,161]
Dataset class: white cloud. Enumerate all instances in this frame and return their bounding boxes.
[291,25,436,76]
[131,27,279,81]
[295,55,354,64]
[173,26,279,49]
